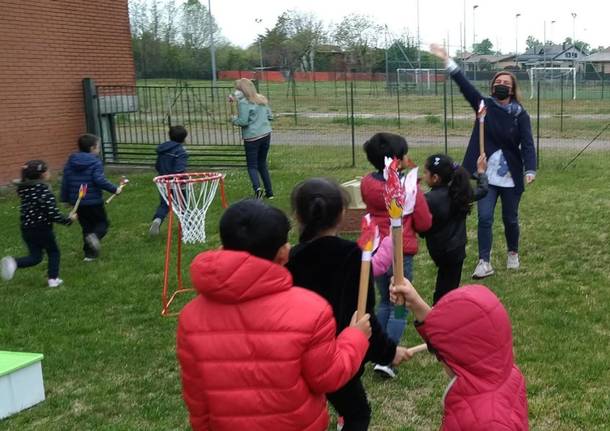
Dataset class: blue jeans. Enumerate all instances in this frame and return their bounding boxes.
[375,254,413,347]
[477,185,522,261]
[244,134,273,196]
[153,194,169,222]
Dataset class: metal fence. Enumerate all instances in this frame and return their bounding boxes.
[91,75,610,171]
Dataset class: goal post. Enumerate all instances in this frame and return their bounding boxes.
[528,67,576,100]
[396,68,443,90]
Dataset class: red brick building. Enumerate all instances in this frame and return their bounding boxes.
[0,1,135,184]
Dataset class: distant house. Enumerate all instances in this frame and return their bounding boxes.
[516,44,587,70]
[462,54,517,71]
[583,48,610,74]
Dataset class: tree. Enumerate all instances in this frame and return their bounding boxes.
[563,37,590,53]
[473,38,494,55]
[526,35,542,52]
[333,14,383,72]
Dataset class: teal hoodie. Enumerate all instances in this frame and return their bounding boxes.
[232,93,273,140]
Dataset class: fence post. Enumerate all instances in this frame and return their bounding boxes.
[443,80,448,154]
[602,64,605,100]
[344,74,349,124]
[396,84,401,129]
[434,59,439,96]
[350,81,356,168]
[292,78,298,126]
[450,77,455,128]
[83,78,100,137]
[536,80,541,169]
[560,75,564,133]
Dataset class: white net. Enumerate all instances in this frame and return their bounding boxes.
[154,173,225,244]
[528,67,576,99]
[396,68,442,91]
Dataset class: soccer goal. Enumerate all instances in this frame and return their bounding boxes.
[396,68,443,90]
[528,67,576,100]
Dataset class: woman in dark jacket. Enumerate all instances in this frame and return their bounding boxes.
[431,44,537,279]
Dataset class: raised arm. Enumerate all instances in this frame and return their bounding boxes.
[430,43,484,111]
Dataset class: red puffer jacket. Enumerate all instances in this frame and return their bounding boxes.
[177,250,369,431]
[416,285,529,431]
[360,172,432,255]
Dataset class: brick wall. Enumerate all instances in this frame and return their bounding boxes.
[0,0,136,184]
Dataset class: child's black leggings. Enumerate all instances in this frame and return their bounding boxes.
[77,205,109,258]
[432,246,466,305]
[327,375,371,431]
[16,227,60,279]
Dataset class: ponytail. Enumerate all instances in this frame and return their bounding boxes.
[291,178,349,243]
[425,154,473,216]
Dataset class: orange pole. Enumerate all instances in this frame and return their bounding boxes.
[162,183,173,316]
[177,222,183,291]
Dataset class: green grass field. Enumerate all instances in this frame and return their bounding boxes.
[1,147,609,430]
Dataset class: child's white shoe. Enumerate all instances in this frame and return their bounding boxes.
[507,252,520,270]
[149,218,162,236]
[472,259,494,279]
[48,278,63,288]
[1,256,17,281]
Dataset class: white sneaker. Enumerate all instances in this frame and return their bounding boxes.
[48,278,63,288]
[85,233,101,252]
[1,256,17,281]
[373,363,397,379]
[507,252,520,270]
[149,218,162,236]
[472,259,495,279]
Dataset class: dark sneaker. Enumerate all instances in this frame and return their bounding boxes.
[85,233,101,253]
[373,363,397,379]
[255,188,264,199]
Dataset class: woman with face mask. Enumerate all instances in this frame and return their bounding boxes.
[430,44,537,280]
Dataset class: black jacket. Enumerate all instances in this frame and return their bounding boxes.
[422,174,488,259]
[286,236,397,368]
[451,68,536,194]
[18,180,71,229]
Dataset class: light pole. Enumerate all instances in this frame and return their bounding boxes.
[515,13,521,66]
[550,20,556,44]
[472,5,479,51]
[417,0,421,69]
[208,0,216,86]
[571,12,577,46]
[463,0,467,58]
[255,18,264,73]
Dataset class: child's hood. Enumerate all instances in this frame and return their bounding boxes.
[417,285,516,393]
[157,140,184,154]
[190,250,293,303]
[68,152,101,171]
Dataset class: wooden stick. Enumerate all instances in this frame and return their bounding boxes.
[69,196,82,218]
[356,260,371,320]
[391,221,406,318]
[106,179,129,204]
[406,343,428,356]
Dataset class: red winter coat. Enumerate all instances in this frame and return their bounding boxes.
[360,172,432,255]
[177,250,369,431]
[416,285,529,431]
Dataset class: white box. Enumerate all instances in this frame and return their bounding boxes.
[0,351,45,419]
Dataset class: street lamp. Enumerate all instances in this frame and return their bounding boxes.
[571,12,577,46]
[255,18,264,73]
[208,0,216,86]
[472,5,479,51]
[514,13,521,66]
[551,20,556,44]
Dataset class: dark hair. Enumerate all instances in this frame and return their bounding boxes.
[425,154,473,216]
[291,178,349,243]
[490,71,521,103]
[169,125,188,143]
[21,160,48,181]
[78,134,100,152]
[219,199,290,261]
[363,132,408,172]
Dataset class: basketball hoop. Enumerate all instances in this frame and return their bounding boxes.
[153,172,228,316]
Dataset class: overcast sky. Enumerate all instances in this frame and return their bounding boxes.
[206,0,609,54]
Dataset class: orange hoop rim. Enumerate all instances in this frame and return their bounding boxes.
[153,172,224,185]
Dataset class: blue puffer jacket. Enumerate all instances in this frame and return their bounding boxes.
[61,152,117,206]
[155,141,188,175]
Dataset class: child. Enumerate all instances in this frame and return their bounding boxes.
[230,78,274,199]
[360,132,432,378]
[390,279,529,430]
[149,125,189,235]
[177,199,372,431]
[286,178,411,431]
[61,134,119,261]
[421,154,488,304]
[1,160,76,287]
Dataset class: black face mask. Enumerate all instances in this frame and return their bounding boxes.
[493,84,511,100]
